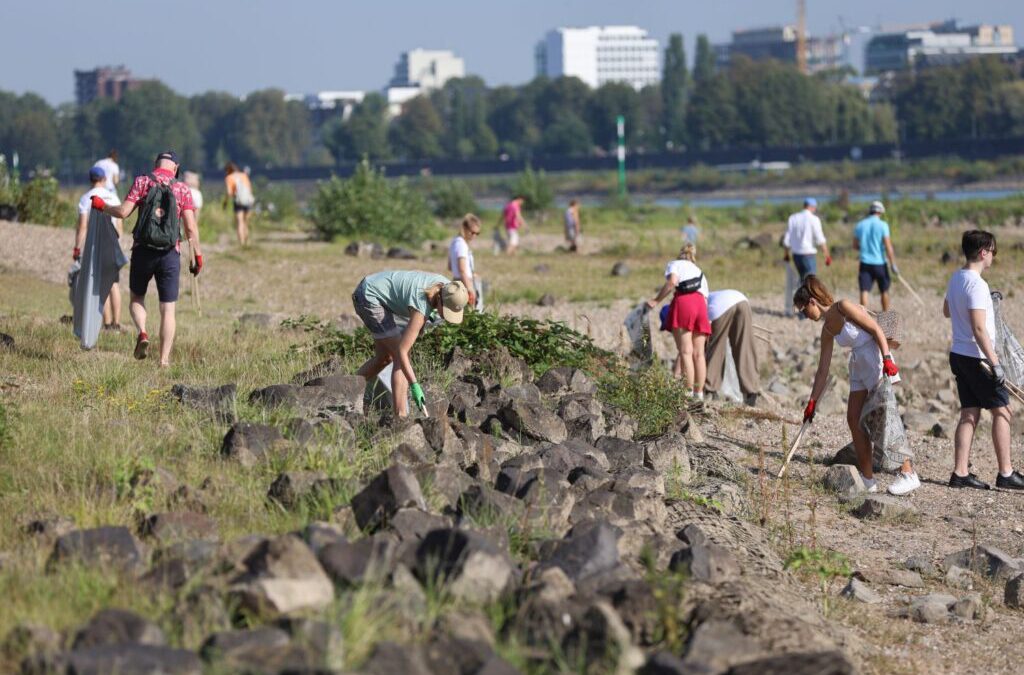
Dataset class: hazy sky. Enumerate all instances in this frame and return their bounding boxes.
[5,0,1022,105]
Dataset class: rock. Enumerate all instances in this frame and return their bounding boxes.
[596,436,644,473]
[199,627,316,673]
[904,411,940,432]
[388,508,451,542]
[303,373,366,414]
[728,651,855,675]
[616,467,665,496]
[945,544,1021,581]
[317,534,398,586]
[610,261,630,277]
[850,495,917,521]
[229,535,334,616]
[524,566,576,604]
[350,464,428,532]
[1,623,60,662]
[562,600,644,673]
[603,579,660,646]
[414,529,514,604]
[361,641,432,675]
[170,384,237,422]
[0,333,13,350]
[910,595,954,623]
[274,617,344,669]
[141,540,220,591]
[669,525,740,583]
[220,422,285,466]
[639,651,691,675]
[945,565,974,590]
[290,356,344,385]
[344,241,385,259]
[138,512,217,545]
[1005,573,1024,609]
[303,522,347,555]
[953,593,984,620]
[238,313,274,329]
[387,246,417,259]
[829,443,859,466]
[571,481,667,528]
[23,515,76,544]
[840,577,882,604]
[682,619,761,672]
[73,609,166,649]
[44,645,203,674]
[266,471,335,509]
[49,526,145,575]
[498,399,567,444]
[536,293,556,307]
[905,556,938,576]
[642,432,690,478]
[821,465,866,497]
[537,520,621,583]
[884,570,925,588]
[422,631,499,675]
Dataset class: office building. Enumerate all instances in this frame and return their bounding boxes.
[389,49,465,91]
[714,26,846,73]
[865,20,1017,73]
[74,66,142,106]
[535,26,660,90]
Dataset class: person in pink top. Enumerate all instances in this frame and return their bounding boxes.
[501,196,526,255]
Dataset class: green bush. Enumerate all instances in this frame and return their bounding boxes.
[511,166,554,214]
[256,180,300,224]
[0,156,19,205]
[431,179,479,219]
[309,159,434,244]
[598,365,692,438]
[17,175,75,227]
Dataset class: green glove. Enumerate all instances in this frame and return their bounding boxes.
[410,382,426,411]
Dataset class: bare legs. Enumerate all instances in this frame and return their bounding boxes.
[129,293,177,367]
[235,210,250,247]
[671,329,707,396]
[847,390,873,479]
[954,405,1012,476]
[356,337,410,417]
[103,283,122,327]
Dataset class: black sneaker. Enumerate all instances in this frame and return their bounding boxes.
[995,471,1024,490]
[949,472,990,490]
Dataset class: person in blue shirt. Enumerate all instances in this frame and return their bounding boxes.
[853,201,900,311]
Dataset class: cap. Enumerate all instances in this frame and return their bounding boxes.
[440,280,469,324]
[870,200,885,214]
[804,197,818,208]
[88,166,105,182]
[154,150,179,165]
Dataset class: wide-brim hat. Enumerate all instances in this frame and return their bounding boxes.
[440,280,469,324]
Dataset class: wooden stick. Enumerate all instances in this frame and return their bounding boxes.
[895,272,925,308]
[753,324,774,334]
[776,375,835,478]
[755,334,771,345]
[979,361,1024,405]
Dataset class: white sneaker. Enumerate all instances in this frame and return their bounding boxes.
[862,476,879,493]
[887,471,921,496]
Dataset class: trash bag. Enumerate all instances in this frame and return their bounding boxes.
[623,303,653,364]
[67,260,81,306]
[859,375,912,472]
[719,342,743,403]
[992,291,1024,389]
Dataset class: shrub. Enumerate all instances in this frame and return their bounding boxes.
[598,364,692,438]
[0,155,19,205]
[309,159,434,244]
[511,166,554,214]
[431,179,479,219]
[256,180,300,224]
[17,175,75,227]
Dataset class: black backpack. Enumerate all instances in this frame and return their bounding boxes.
[133,173,181,250]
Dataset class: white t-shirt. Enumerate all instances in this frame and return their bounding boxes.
[78,186,121,215]
[92,158,120,193]
[448,235,474,281]
[665,259,709,298]
[707,290,748,322]
[783,209,826,255]
[946,268,996,359]
[190,187,204,211]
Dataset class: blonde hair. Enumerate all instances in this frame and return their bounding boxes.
[793,275,834,308]
[678,243,697,262]
[460,213,481,233]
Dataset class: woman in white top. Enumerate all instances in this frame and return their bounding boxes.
[647,244,711,398]
[448,214,481,310]
[794,275,919,495]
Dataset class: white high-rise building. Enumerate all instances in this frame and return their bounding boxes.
[389,48,465,91]
[535,26,660,90]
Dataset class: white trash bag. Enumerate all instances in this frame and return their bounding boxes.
[859,376,912,472]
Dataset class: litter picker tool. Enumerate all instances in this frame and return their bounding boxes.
[777,375,836,479]
[980,361,1024,406]
[753,324,774,335]
[187,243,202,315]
[895,272,925,308]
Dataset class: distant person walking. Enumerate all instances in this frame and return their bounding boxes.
[183,171,204,219]
[90,151,203,368]
[647,243,710,399]
[783,198,831,280]
[74,166,124,330]
[502,196,526,255]
[448,214,482,310]
[92,150,120,194]
[224,162,254,246]
[944,230,1024,491]
[853,201,898,311]
[564,199,581,252]
[704,290,760,406]
[352,271,469,417]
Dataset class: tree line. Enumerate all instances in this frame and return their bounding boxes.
[2,34,1023,176]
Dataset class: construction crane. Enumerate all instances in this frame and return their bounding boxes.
[796,0,808,74]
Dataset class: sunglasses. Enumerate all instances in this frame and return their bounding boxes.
[467,229,481,236]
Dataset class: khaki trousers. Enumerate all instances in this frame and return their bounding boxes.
[705,301,760,396]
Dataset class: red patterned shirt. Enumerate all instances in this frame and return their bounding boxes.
[124,168,196,218]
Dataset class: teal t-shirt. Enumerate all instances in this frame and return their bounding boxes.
[853,215,890,265]
[361,270,448,319]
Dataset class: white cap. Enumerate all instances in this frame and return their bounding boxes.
[870,200,885,214]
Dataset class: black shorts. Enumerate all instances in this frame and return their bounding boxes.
[949,352,1010,410]
[233,202,251,213]
[858,263,891,293]
[129,247,180,303]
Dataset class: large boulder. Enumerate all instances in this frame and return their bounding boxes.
[229,535,334,616]
[820,465,866,497]
[350,465,427,532]
[317,534,399,587]
[199,627,321,673]
[498,400,567,444]
[72,609,166,649]
[642,432,690,479]
[413,529,515,604]
[36,645,202,675]
[220,423,285,466]
[596,436,645,473]
[170,383,237,422]
[49,527,146,575]
[669,525,740,584]
[537,520,622,583]
[944,544,1020,581]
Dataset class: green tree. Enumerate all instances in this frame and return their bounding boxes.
[687,75,737,150]
[227,89,311,166]
[661,33,689,149]
[190,91,241,167]
[389,95,443,159]
[539,112,592,155]
[587,82,641,150]
[109,81,201,173]
[487,84,540,158]
[693,34,716,84]
[324,93,390,162]
[431,77,497,159]
[987,81,1024,137]
[0,93,59,171]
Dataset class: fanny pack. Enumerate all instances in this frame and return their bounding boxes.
[675,273,704,295]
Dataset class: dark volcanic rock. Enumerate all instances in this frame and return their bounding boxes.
[362,641,432,675]
[170,383,237,422]
[72,609,166,650]
[49,526,145,575]
[40,644,202,675]
[596,436,645,473]
[537,520,622,583]
[317,534,399,586]
[414,529,515,603]
[228,535,334,616]
[220,422,285,467]
[138,512,217,545]
[350,464,427,532]
[498,399,567,444]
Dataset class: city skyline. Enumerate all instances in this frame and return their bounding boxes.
[4,0,1022,105]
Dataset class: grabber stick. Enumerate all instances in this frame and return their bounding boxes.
[979,361,1024,406]
[187,243,202,315]
[896,272,925,308]
[777,375,835,479]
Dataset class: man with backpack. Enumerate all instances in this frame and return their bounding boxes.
[90,151,203,367]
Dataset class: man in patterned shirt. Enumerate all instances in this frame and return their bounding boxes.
[90,151,203,367]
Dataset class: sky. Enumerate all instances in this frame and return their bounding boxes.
[4,0,1023,105]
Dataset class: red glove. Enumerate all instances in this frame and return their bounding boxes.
[803,399,817,423]
[883,354,899,377]
[90,195,106,211]
[825,255,833,266]
[72,247,81,261]
[189,254,203,276]
[467,292,477,308]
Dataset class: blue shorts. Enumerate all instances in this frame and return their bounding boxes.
[129,247,180,303]
[858,263,891,293]
[792,254,817,280]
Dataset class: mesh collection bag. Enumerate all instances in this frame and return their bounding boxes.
[860,375,912,471]
[992,291,1024,388]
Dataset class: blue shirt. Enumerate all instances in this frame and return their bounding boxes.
[853,215,890,265]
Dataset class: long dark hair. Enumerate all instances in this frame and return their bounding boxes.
[793,275,834,309]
